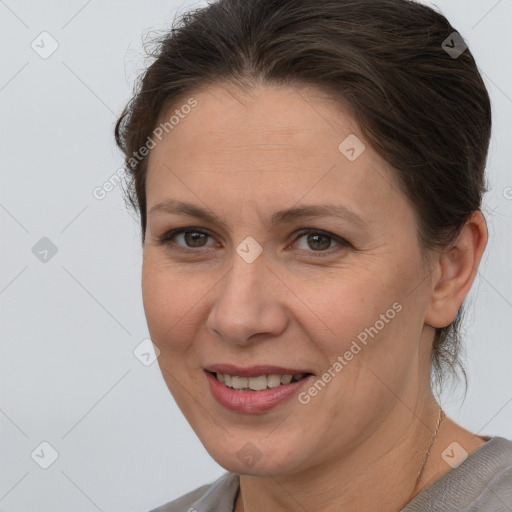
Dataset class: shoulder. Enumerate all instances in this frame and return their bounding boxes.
[467,462,512,511]
[149,484,211,512]
[402,436,512,512]
[148,472,239,512]
[444,436,512,511]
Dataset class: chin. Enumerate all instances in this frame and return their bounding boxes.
[200,431,310,476]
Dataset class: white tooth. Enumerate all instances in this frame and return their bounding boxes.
[248,375,268,391]
[224,374,231,387]
[231,376,248,389]
[281,374,293,385]
[216,372,225,383]
[267,374,282,388]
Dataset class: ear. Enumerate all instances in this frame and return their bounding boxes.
[424,211,488,328]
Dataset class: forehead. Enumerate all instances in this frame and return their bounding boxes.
[145,82,406,224]
[154,82,361,158]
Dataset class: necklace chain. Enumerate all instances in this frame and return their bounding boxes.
[414,407,445,487]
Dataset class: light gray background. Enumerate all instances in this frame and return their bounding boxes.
[0,0,511,511]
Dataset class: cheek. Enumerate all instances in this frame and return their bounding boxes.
[303,262,421,376]
[295,269,398,346]
[142,257,208,410]
[141,254,204,354]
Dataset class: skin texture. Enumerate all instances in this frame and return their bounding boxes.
[142,83,488,512]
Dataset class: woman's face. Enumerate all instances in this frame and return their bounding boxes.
[142,83,437,475]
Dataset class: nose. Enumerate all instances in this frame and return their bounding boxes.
[205,250,288,346]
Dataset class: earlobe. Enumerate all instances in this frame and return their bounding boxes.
[425,211,488,328]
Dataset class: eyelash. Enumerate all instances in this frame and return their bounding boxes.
[157,227,351,257]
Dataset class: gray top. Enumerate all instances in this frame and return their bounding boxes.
[150,436,512,512]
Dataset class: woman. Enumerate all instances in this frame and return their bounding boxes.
[115,0,512,510]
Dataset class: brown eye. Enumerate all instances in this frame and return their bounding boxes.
[160,228,216,250]
[292,229,350,254]
[183,231,209,247]
[305,233,332,251]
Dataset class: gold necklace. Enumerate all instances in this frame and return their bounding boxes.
[236,407,445,512]
[414,407,445,489]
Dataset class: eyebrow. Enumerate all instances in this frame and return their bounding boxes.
[148,199,367,228]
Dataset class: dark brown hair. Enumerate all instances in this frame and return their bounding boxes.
[114,0,492,394]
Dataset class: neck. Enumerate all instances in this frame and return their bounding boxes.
[235,396,447,512]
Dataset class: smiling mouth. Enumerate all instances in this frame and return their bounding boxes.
[206,371,313,392]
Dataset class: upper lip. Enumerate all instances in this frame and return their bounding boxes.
[205,364,314,377]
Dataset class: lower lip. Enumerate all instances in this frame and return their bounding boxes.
[205,371,314,414]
